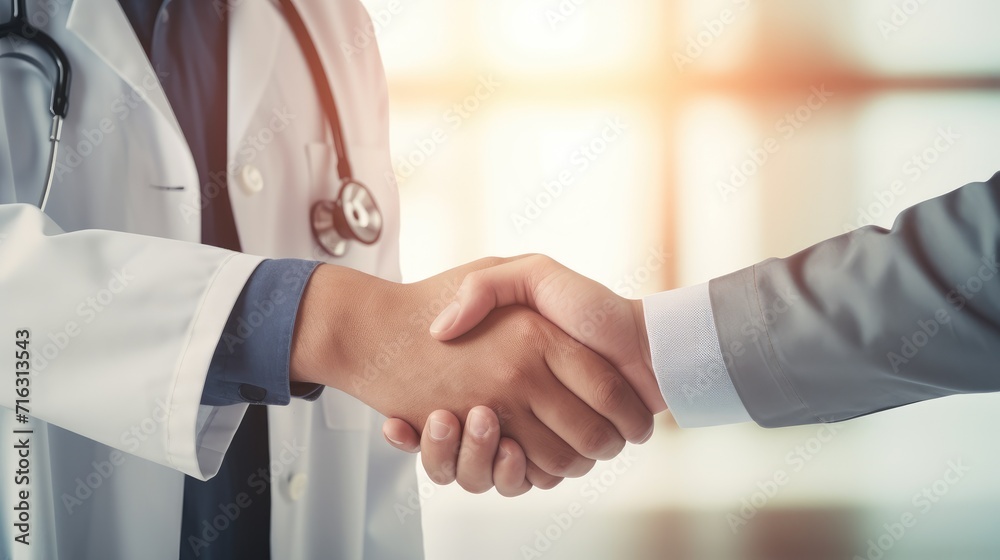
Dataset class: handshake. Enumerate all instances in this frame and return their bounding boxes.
[290,255,667,496]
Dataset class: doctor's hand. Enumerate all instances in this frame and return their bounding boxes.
[289,258,654,486]
[382,255,666,494]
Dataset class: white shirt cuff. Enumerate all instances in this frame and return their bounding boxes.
[643,283,752,427]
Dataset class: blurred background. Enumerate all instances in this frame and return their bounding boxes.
[358,0,1000,558]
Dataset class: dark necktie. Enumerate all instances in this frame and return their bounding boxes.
[127,1,273,558]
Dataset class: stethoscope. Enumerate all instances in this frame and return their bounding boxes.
[0,0,70,212]
[0,0,382,258]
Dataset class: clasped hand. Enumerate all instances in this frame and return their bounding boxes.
[291,255,665,496]
[393,255,665,495]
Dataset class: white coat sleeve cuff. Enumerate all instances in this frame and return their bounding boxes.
[167,252,263,480]
[642,283,752,428]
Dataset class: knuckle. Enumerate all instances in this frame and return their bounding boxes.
[581,422,621,458]
[508,309,543,335]
[461,270,485,292]
[545,451,593,478]
[544,452,574,477]
[594,374,629,415]
[528,253,555,268]
[473,256,506,270]
[489,402,516,428]
[495,364,529,388]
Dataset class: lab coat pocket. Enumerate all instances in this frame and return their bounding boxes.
[320,388,373,432]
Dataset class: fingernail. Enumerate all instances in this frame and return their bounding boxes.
[384,434,405,446]
[469,410,490,439]
[429,419,452,441]
[498,442,511,459]
[429,301,461,334]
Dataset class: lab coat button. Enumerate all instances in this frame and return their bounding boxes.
[238,165,264,194]
[287,473,308,502]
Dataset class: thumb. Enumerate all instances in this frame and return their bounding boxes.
[382,418,421,453]
[429,255,553,341]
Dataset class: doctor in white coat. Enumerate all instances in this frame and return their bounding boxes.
[0,1,655,558]
[0,0,421,558]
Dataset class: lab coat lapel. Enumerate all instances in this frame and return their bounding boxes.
[64,0,185,141]
[227,0,282,164]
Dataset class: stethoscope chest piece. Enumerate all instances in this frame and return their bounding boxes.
[311,180,382,257]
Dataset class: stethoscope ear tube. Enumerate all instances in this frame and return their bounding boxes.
[2,0,72,210]
[2,0,72,118]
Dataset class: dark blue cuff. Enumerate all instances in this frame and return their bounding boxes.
[201,259,324,406]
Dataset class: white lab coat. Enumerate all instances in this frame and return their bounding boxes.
[0,0,422,558]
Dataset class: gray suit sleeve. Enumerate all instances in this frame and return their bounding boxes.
[709,171,1000,428]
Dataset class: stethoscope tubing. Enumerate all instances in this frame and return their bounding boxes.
[5,0,382,257]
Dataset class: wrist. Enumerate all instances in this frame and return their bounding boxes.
[290,264,367,391]
[631,297,667,414]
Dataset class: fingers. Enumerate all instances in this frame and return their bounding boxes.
[429,255,556,341]
[525,459,563,490]
[382,418,421,453]
[406,408,534,497]
[512,411,597,478]
[530,382,625,462]
[494,438,531,497]
[420,410,461,485]
[455,407,501,493]
[546,342,655,446]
